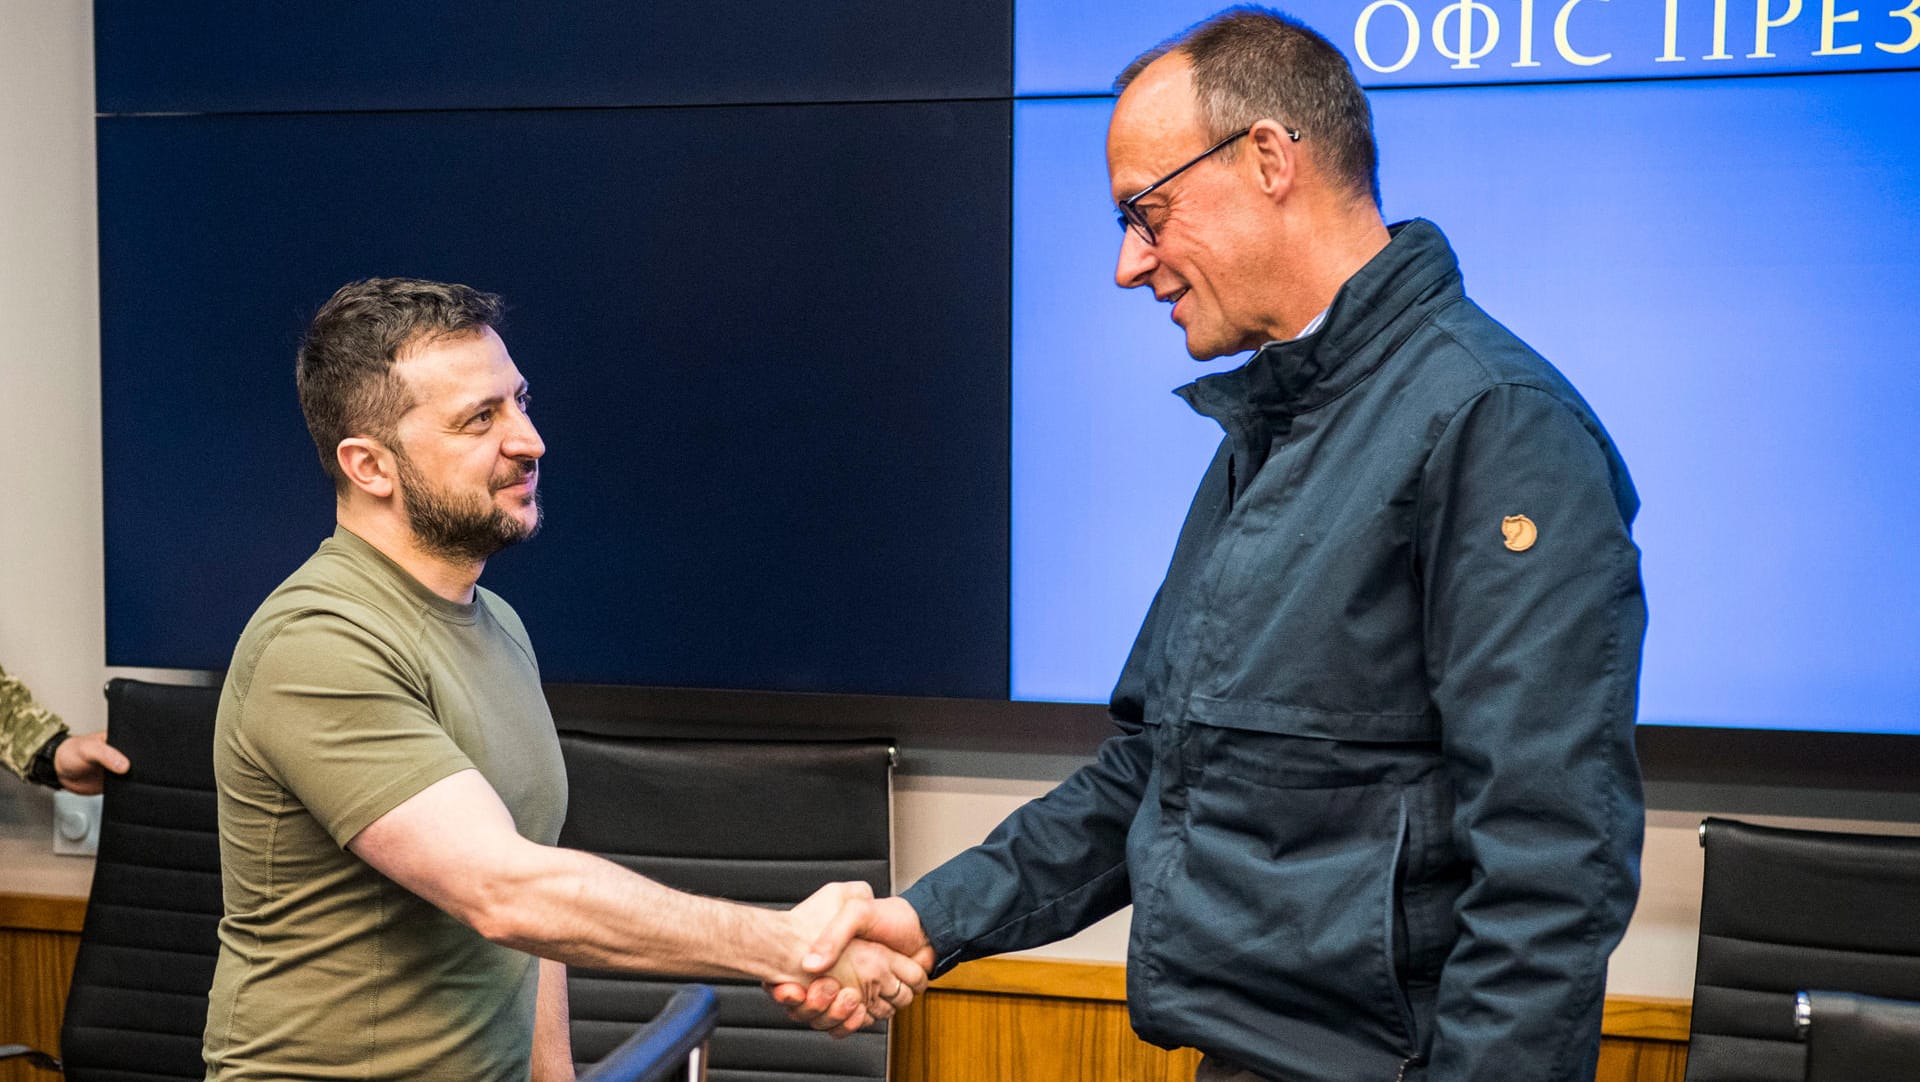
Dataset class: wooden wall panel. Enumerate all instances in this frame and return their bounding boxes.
[893,989,1200,1082]
[4,893,1688,1082]
[1,893,85,1082]
[0,928,80,1082]
[1597,1036,1689,1082]
[892,959,1692,1082]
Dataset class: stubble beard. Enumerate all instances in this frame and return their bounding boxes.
[394,449,543,564]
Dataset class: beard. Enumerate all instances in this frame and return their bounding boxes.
[394,449,543,564]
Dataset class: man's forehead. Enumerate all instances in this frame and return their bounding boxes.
[394,328,521,402]
[1108,54,1209,181]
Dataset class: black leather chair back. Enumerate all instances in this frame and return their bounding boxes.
[1685,817,1920,1082]
[60,678,223,1082]
[556,734,895,1082]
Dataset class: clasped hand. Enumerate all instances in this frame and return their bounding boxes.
[771,883,934,1037]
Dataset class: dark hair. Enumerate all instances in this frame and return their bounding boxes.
[296,278,504,492]
[1115,6,1380,209]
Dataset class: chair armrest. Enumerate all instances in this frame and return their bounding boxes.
[577,984,719,1082]
[0,1043,63,1072]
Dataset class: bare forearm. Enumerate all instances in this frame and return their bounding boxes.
[532,958,573,1082]
[349,771,831,989]
[473,844,800,982]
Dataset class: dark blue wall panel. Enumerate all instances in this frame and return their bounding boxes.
[96,1,1011,113]
[100,101,1011,695]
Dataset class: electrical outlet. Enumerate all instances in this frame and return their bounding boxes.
[52,790,101,856]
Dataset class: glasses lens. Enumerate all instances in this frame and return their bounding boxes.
[1120,203,1155,246]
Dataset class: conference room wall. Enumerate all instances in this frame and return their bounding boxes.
[6,1,1919,1010]
[96,101,1013,695]
[94,1,1016,696]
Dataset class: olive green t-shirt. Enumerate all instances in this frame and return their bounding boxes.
[203,527,567,1081]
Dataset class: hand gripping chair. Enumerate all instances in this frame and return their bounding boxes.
[555,733,897,1082]
[1684,817,1920,1082]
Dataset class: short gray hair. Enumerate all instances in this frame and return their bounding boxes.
[1116,6,1380,208]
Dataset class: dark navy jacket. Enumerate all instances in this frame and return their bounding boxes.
[903,220,1647,1081]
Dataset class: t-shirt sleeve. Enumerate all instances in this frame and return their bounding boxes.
[234,612,477,849]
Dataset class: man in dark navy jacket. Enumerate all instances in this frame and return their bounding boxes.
[786,9,1646,1079]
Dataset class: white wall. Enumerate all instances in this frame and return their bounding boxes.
[2,0,1913,1004]
[0,0,102,899]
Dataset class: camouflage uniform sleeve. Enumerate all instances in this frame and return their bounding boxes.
[1,664,69,781]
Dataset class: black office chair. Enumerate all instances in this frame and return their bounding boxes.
[0,679,225,1081]
[578,984,720,1082]
[64,678,224,1081]
[1684,817,1920,1082]
[556,733,897,1082]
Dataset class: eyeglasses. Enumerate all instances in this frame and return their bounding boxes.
[1116,124,1300,246]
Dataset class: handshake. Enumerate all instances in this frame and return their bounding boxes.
[767,882,934,1037]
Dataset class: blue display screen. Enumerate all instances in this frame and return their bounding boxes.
[94,2,1920,729]
[1009,10,1920,734]
[1018,0,1920,92]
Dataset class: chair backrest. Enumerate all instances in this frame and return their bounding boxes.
[578,984,720,1082]
[556,733,895,1082]
[1684,817,1920,1082]
[60,678,223,1082]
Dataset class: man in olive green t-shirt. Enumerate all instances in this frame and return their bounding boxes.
[205,526,572,1079]
[204,279,926,1082]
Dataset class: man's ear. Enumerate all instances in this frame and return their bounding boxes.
[337,437,397,500]
[1248,118,1298,203]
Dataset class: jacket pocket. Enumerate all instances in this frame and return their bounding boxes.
[1129,733,1435,1078]
[1188,694,1439,745]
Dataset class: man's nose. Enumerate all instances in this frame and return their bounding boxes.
[1114,227,1157,290]
[504,410,545,460]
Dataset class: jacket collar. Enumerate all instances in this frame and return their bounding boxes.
[1177,218,1464,424]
